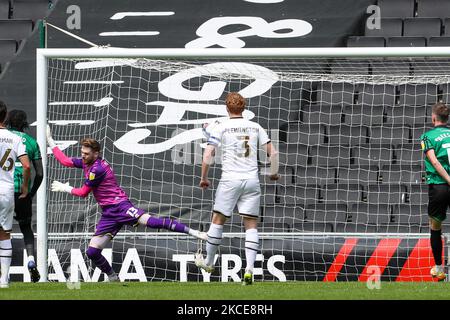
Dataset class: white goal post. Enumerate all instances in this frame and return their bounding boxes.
[36,47,450,283]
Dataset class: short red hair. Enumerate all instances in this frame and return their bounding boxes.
[225,92,246,114]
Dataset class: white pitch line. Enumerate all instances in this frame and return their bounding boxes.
[64,81,124,84]
[99,31,160,36]
[110,12,175,20]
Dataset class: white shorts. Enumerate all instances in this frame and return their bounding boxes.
[213,179,261,218]
[0,194,14,232]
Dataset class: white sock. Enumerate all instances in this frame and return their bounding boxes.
[0,239,12,284]
[28,255,35,263]
[245,228,259,273]
[205,223,223,266]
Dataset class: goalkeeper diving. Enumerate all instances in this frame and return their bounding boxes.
[46,127,207,281]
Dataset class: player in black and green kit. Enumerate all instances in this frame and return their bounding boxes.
[5,110,42,282]
[420,102,450,281]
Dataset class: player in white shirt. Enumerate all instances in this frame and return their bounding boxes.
[0,101,31,288]
[195,92,279,285]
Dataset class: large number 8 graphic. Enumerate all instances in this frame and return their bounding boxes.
[0,149,13,171]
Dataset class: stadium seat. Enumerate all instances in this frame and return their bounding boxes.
[391,204,428,225]
[334,222,378,233]
[368,124,410,146]
[295,166,336,186]
[445,18,450,36]
[428,36,450,46]
[261,184,278,205]
[417,0,450,19]
[292,222,333,232]
[329,59,370,75]
[148,183,214,204]
[370,59,411,75]
[346,36,385,47]
[366,184,407,204]
[385,105,428,126]
[386,36,427,47]
[321,184,363,203]
[286,123,326,145]
[222,224,244,233]
[263,205,302,226]
[260,222,291,232]
[364,18,403,37]
[278,185,320,206]
[0,40,17,63]
[406,184,428,205]
[343,105,385,126]
[380,164,424,184]
[305,203,348,223]
[352,144,394,166]
[411,58,450,74]
[309,145,351,167]
[398,84,438,106]
[316,82,355,106]
[377,0,415,18]
[0,0,9,19]
[411,124,433,142]
[441,83,450,104]
[300,104,343,125]
[278,143,309,167]
[328,125,369,146]
[403,18,442,38]
[350,202,391,225]
[72,222,95,233]
[48,223,73,233]
[11,0,52,20]
[0,19,33,42]
[337,165,379,184]
[357,84,396,107]
[376,223,423,233]
[395,143,424,165]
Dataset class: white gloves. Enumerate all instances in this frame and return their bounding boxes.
[51,181,73,193]
[47,125,56,149]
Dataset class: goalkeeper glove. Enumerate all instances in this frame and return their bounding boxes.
[47,125,56,149]
[51,181,73,193]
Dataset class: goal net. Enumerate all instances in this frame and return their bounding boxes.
[37,48,450,283]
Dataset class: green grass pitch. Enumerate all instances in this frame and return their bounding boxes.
[1,281,450,300]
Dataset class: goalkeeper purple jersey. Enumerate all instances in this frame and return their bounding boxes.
[72,157,128,207]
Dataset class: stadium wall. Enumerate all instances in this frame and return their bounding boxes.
[8,237,444,282]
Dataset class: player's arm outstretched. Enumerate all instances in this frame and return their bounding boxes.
[46,126,92,197]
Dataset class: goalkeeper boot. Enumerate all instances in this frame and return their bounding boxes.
[194,252,214,273]
[430,265,446,281]
[243,270,253,286]
[108,273,119,282]
[28,260,40,283]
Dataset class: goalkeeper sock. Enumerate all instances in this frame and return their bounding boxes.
[146,216,188,233]
[431,228,443,266]
[205,223,223,266]
[86,246,113,275]
[0,239,12,284]
[245,228,259,273]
